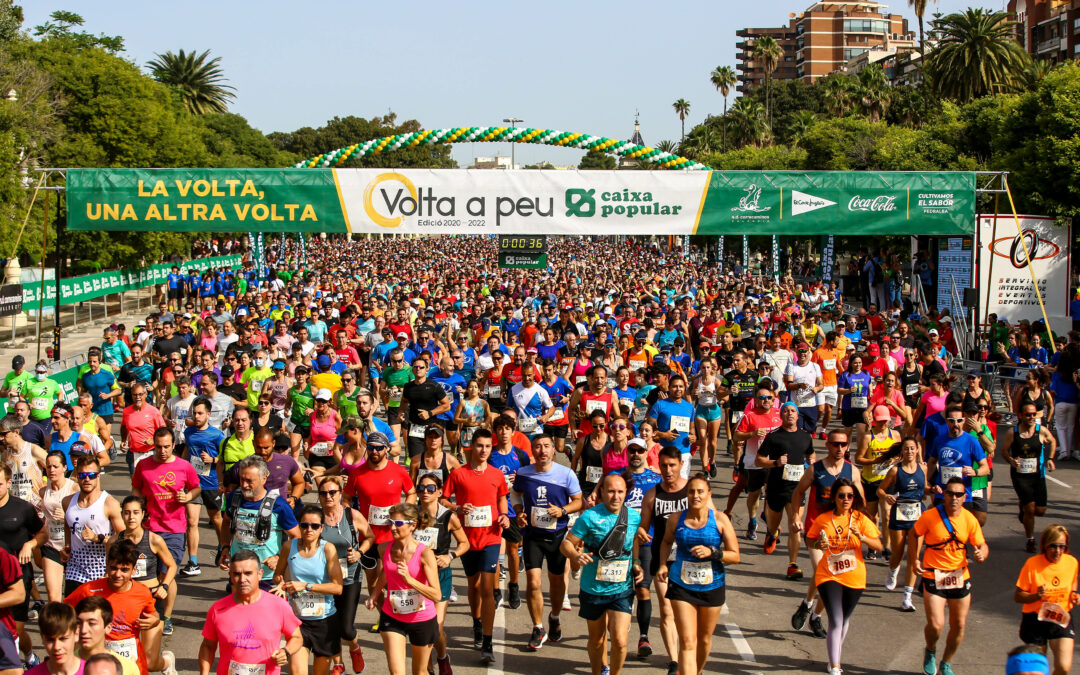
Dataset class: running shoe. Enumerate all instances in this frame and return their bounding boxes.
[786,564,803,580]
[493,588,502,608]
[600,666,610,675]
[562,594,572,611]
[791,601,811,630]
[571,567,581,581]
[179,560,202,577]
[480,647,495,665]
[829,668,842,675]
[709,463,717,479]
[763,532,779,555]
[940,664,955,675]
[746,517,758,541]
[437,655,452,675]
[449,587,459,602]
[923,649,937,675]
[900,597,916,612]
[331,665,346,675]
[732,467,740,482]
[548,614,563,643]
[162,618,174,636]
[809,614,827,638]
[666,661,678,675]
[637,635,653,659]
[1026,538,1037,553]
[865,548,878,561]
[162,651,177,675]
[368,619,380,633]
[23,653,39,669]
[350,645,365,673]
[472,621,483,650]
[527,626,547,651]
[885,567,899,591]
[27,600,43,621]
[508,583,521,609]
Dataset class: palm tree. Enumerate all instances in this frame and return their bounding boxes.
[787,110,818,147]
[909,0,937,58]
[820,74,856,117]
[672,99,691,142]
[752,36,783,128]
[925,9,1030,102]
[857,63,891,122]
[655,139,678,154]
[710,65,737,151]
[1023,59,1054,89]
[147,49,236,115]
[729,98,769,148]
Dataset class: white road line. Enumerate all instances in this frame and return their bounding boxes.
[492,582,506,675]
[1047,475,1072,489]
[724,622,755,663]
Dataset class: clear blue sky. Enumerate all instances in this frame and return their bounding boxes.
[25,0,987,167]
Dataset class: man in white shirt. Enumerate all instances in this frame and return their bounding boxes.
[784,342,824,434]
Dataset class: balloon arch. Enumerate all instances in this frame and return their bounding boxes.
[294,126,710,171]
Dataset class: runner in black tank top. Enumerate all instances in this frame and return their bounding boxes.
[1001,406,1056,551]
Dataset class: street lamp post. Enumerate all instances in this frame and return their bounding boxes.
[503,117,523,169]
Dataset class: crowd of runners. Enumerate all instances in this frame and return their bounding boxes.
[0,234,1077,675]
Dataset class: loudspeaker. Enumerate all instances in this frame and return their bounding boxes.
[963,288,978,307]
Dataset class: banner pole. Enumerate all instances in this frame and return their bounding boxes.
[36,186,49,364]
[1004,178,1055,354]
[983,193,999,326]
[54,196,64,361]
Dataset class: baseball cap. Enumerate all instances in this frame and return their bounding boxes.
[796,341,811,352]
[940,316,952,324]
[424,425,445,438]
[316,354,332,371]
[627,438,647,451]
[867,343,880,356]
[928,328,939,336]
[11,356,24,370]
[272,360,286,370]
[872,405,891,422]
[315,388,332,401]
[634,330,647,341]
[395,331,409,340]
[35,363,47,374]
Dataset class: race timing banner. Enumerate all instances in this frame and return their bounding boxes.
[67,168,977,236]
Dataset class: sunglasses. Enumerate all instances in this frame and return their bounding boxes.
[298,522,323,530]
[945,491,966,498]
[946,418,964,424]
[417,484,439,493]
[392,360,403,365]
[258,400,271,405]
[77,472,100,480]
[610,424,629,431]
[836,493,855,500]
[758,396,774,401]
[628,447,648,454]
[389,519,415,528]
[317,490,340,497]
[827,440,850,447]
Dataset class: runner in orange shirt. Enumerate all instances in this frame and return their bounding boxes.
[812,332,846,441]
[805,478,882,675]
[908,476,989,675]
[1014,524,1078,675]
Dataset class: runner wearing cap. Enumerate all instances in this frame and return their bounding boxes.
[25,363,64,428]
[538,359,574,456]
[379,348,415,445]
[812,331,846,440]
[0,356,31,400]
[306,388,341,480]
[854,405,901,561]
[508,364,554,440]
[729,383,782,540]
[785,342,824,434]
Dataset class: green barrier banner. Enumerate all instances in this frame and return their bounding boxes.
[67,169,977,236]
[21,254,242,312]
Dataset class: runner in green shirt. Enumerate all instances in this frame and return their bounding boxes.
[381,353,414,440]
[0,356,32,399]
[287,366,316,457]
[334,372,361,419]
[239,349,274,409]
[23,364,64,421]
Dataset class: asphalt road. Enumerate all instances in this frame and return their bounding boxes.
[36,437,1080,675]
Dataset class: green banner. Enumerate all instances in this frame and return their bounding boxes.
[499,253,547,269]
[21,254,242,312]
[697,171,975,235]
[67,169,348,233]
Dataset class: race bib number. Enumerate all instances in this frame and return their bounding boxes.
[390,387,403,403]
[550,407,565,422]
[586,465,603,484]
[1017,458,1038,474]
[782,463,805,482]
[292,590,327,618]
[850,396,868,408]
[531,506,557,530]
[48,521,65,542]
[31,397,49,411]
[939,466,963,484]
[250,379,264,393]
[485,385,501,399]
[906,383,921,396]
[669,416,691,434]
[105,638,138,662]
[413,527,438,547]
[575,376,587,385]
[823,359,836,372]
[585,400,607,416]
[827,551,858,575]
[629,359,646,372]
[135,555,148,578]
[680,455,691,480]
[519,416,538,434]
[408,424,426,439]
[11,474,32,501]
[896,502,922,522]
[1038,602,1071,628]
[390,588,424,615]
[465,505,492,528]
[680,560,714,586]
[369,505,390,527]
[309,442,331,456]
[595,558,628,583]
[933,567,964,590]
[189,454,213,476]
[971,488,984,499]
[228,663,265,675]
[235,516,257,544]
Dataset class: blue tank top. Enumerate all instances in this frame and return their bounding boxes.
[810,460,855,513]
[669,510,725,592]
[287,539,336,619]
[50,431,80,471]
[889,463,926,503]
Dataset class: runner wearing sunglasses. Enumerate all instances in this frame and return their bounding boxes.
[1014,524,1077,675]
[999,401,1058,552]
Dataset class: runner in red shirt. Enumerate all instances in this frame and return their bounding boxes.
[567,365,619,441]
[441,429,510,665]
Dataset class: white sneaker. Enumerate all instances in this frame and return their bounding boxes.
[829,667,843,675]
[900,596,916,612]
[449,588,458,602]
[884,568,899,591]
[162,651,177,675]
[562,595,572,611]
[571,567,581,581]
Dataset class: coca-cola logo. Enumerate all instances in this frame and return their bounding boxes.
[847,195,898,212]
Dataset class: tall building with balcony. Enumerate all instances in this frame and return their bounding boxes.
[736,1,916,91]
[1008,0,1080,62]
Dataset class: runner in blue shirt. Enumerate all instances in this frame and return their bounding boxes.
[430,356,468,430]
[647,375,696,477]
[490,421,532,611]
[927,404,989,504]
[183,397,226,572]
[166,266,185,310]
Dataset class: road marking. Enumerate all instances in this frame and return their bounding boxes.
[1048,475,1072,489]
[492,582,506,675]
[724,622,755,662]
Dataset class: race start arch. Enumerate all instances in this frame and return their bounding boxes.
[61,124,979,237]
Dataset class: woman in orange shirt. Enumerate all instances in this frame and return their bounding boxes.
[1015,524,1078,675]
[805,477,883,675]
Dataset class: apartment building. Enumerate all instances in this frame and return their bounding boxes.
[1009,0,1080,62]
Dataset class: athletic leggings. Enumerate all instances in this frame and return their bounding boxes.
[334,579,364,643]
[818,580,863,666]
